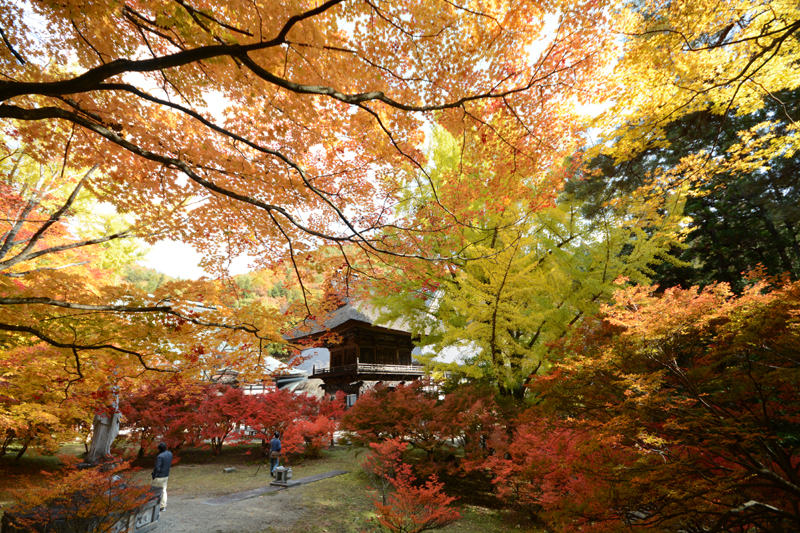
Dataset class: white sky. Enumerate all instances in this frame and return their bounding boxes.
[141,240,253,279]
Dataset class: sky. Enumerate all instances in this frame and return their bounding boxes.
[141,240,253,279]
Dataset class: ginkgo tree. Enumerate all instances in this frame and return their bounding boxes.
[572,88,800,292]
[373,129,690,396]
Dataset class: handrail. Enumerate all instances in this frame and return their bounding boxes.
[312,362,424,376]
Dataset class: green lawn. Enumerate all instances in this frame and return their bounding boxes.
[1,442,540,532]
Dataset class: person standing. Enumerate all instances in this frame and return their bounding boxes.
[269,432,281,477]
[151,442,173,511]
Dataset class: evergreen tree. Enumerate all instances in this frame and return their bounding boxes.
[571,89,800,291]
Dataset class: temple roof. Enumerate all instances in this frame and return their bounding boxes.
[286,300,411,340]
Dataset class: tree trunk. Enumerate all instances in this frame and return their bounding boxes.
[0,434,15,458]
[14,437,31,461]
[86,411,121,464]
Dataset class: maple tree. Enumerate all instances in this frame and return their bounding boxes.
[119,379,345,458]
[117,377,205,458]
[6,457,152,533]
[0,343,93,461]
[0,0,618,286]
[475,412,634,530]
[526,278,800,532]
[362,437,409,506]
[342,380,498,476]
[360,438,460,533]
[245,387,344,456]
[0,145,294,463]
[186,383,252,456]
[0,1,618,448]
[285,390,345,457]
[0,150,147,459]
[372,463,461,533]
[0,142,289,419]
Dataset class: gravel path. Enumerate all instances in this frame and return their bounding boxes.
[153,471,349,532]
[156,487,307,533]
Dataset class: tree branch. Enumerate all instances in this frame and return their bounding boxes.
[0,0,347,102]
[0,25,25,65]
[0,164,99,270]
[0,296,272,338]
[0,321,175,373]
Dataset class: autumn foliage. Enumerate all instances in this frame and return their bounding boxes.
[522,279,800,532]
[0,344,93,460]
[372,464,460,533]
[361,438,460,533]
[6,458,152,533]
[2,0,799,529]
[342,278,800,531]
[119,379,344,457]
[361,438,409,506]
[342,380,496,475]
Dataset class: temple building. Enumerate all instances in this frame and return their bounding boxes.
[287,300,425,401]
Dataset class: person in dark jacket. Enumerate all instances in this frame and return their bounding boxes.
[151,442,173,511]
[269,432,281,477]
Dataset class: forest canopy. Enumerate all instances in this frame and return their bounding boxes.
[0,0,798,494]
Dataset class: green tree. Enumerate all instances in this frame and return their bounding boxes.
[571,88,800,291]
[374,130,688,396]
[121,265,176,292]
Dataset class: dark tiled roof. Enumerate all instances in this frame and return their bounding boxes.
[286,301,410,340]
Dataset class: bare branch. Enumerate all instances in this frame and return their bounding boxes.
[5,260,90,277]
[0,296,271,338]
[173,0,254,37]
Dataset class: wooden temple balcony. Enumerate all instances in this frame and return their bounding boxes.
[311,362,424,382]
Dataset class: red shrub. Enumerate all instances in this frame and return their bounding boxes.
[373,463,460,533]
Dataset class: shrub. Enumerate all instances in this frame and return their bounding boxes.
[361,438,408,505]
[373,463,460,533]
[7,458,151,533]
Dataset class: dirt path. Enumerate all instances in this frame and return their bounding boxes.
[154,471,349,533]
[156,487,307,533]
